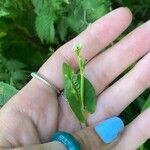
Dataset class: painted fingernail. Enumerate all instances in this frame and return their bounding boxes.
[94,117,124,144]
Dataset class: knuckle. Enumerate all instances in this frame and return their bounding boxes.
[100,100,117,118]
[138,108,150,139]
[135,74,148,89]
[85,63,111,94]
[135,57,150,89]
[74,127,101,150]
[58,47,77,69]
[138,124,149,139]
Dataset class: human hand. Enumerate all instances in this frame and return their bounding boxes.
[0,7,150,150]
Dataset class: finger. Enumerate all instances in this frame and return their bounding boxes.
[88,52,150,124]
[38,7,132,90]
[114,108,150,150]
[12,117,125,150]
[11,141,66,150]
[74,117,124,150]
[84,20,150,95]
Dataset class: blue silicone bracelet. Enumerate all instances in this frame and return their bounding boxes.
[50,131,81,150]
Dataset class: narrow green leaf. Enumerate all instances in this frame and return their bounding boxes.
[84,77,96,113]
[0,82,18,106]
[62,63,75,78]
[63,63,85,123]
[74,45,85,111]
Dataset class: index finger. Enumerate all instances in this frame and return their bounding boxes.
[38,7,132,90]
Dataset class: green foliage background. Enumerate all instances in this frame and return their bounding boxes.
[0,0,150,149]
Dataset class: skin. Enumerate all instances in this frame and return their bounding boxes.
[0,7,150,150]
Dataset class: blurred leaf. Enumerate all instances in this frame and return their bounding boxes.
[6,60,26,70]
[31,0,61,43]
[0,82,18,106]
[0,32,6,38]
[66,0,111,34]
[0,0,32,18]
[138,145,145,150]
[35,13,55,43]
[0,9,9,17]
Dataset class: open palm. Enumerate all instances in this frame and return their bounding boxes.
[0,8,150,150]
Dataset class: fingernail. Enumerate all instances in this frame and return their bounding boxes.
[94,117,124,144]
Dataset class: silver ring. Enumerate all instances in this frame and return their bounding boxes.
[31,72,61,94]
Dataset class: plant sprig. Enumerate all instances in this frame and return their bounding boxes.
[74,44,86,111]
[63,44,96,124]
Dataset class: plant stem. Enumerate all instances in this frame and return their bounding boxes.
[74,45,85,115]
[80,71,84,110]
[77,55,84,110]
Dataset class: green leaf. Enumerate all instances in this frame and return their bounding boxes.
[84,77,96,113]
[0,32,7,38]
[141,95,150,112]
[65,0,111,34]
[0,82,18,106]
[35,12,55,43]
[139,145,144,150]
[6,60,26,70]
[31,0,61,43]
[0,9,9,17]
[71,74,96,113]
[0,0,32,18]
[82,0,111,22]
[62,62,75,78]
[63,63,85,123]
[72,74,96,113]
[57,18,68,41]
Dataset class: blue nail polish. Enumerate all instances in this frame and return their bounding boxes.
[94,117,124,144]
